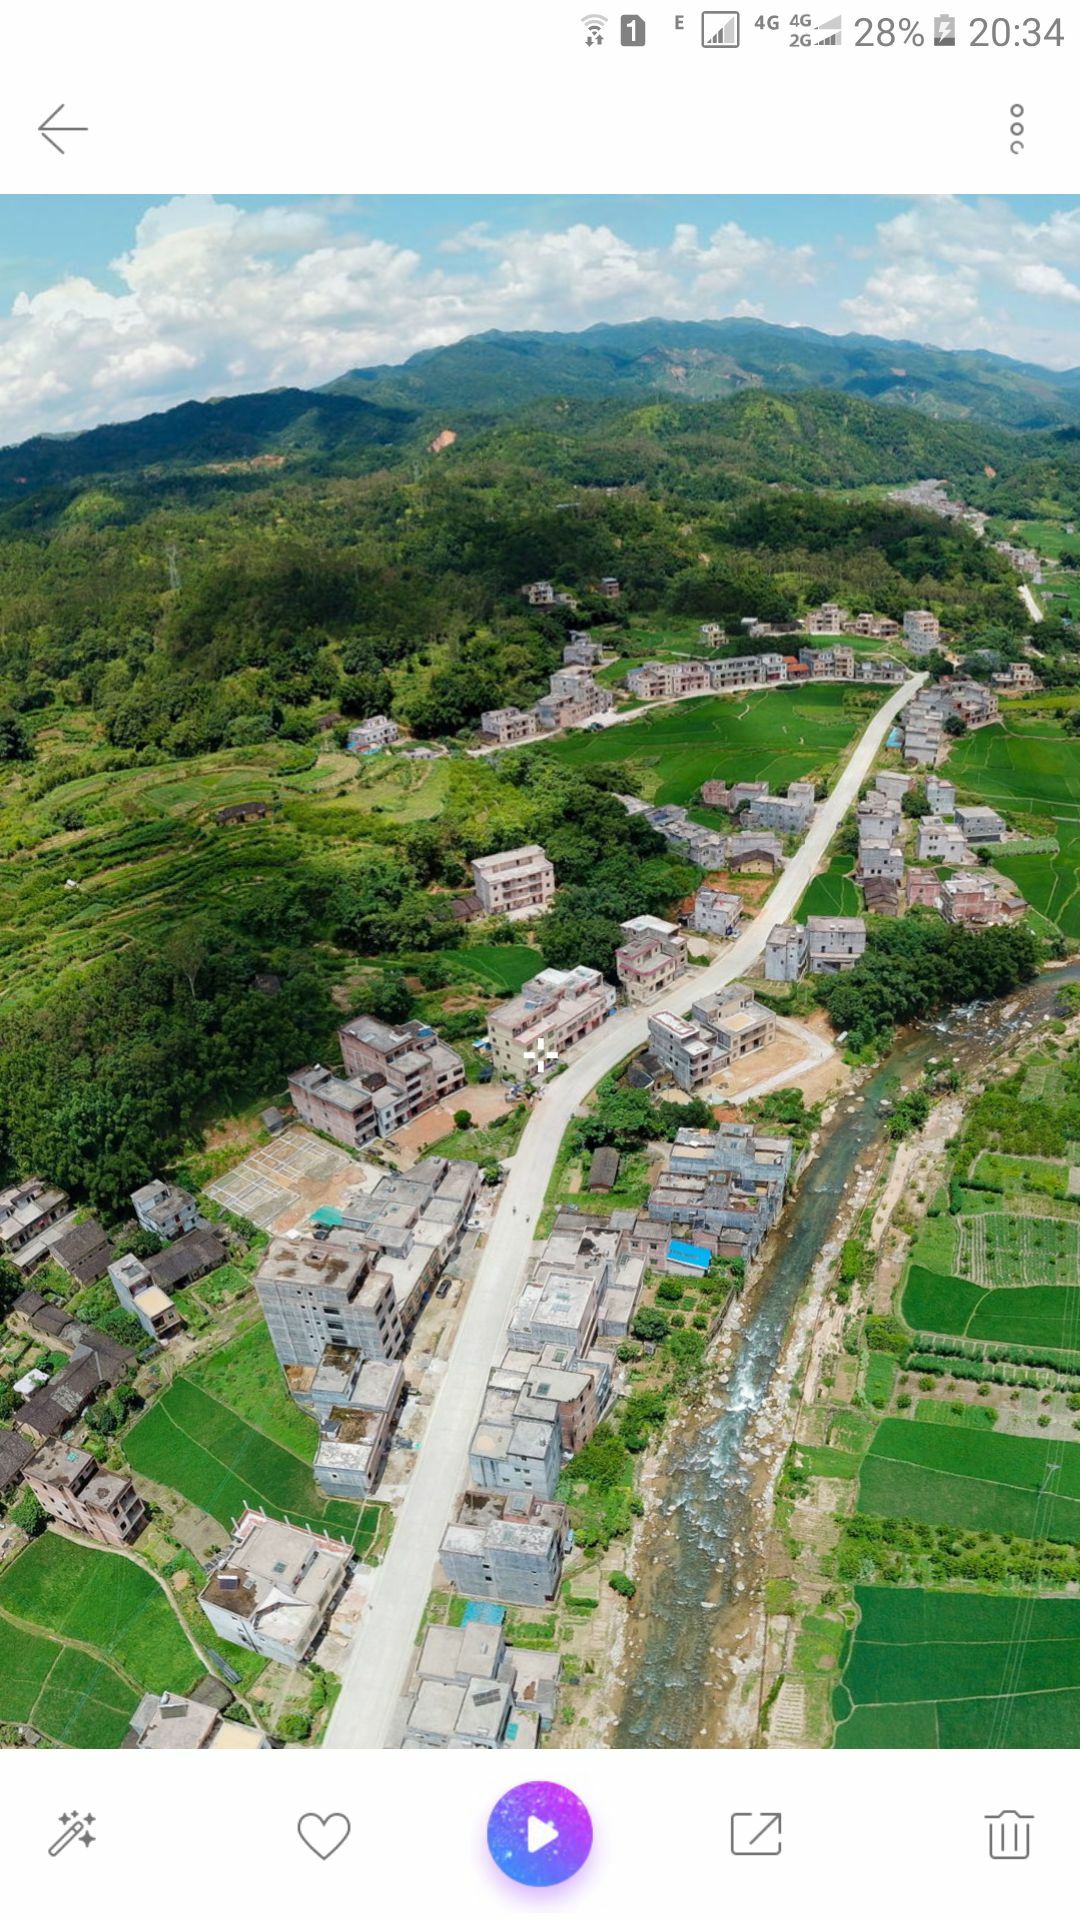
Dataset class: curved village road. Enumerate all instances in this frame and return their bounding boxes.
[324,671,926,1748]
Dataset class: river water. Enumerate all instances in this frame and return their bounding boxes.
[612,965,1079,1749]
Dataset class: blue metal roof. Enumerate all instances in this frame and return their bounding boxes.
[310,1205,343,1226]
[462,1600,506,1625]
[667,1239,711,1271]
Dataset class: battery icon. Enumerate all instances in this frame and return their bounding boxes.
[934,13,956,41]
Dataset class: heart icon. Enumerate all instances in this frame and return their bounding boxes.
[297,1813,351,1861]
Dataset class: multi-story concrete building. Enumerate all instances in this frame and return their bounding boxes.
[926,776,957,815]
[291,1347,405,1500]
[875,770,913,805]
[535,667,613,730]
[255,1236,406,1368]
[471,844,555,919]
[858,840,905,883]
[615,916,688,1003]
[850,613,901,638]
[903,609,941,654]
[764,921,808,981]
[497,1344,612,1455]
[130,1179,198,1241]
[439,1491,567,1606]
[487,966,615,1080]
[946,679,999,728]
[108,1253,184,1341]
[690,887,742,937]
[803,602,847,635]
[941,872,1027,927]
[521,579,556,605]
[468,1397,563,1501]
[955,804,1006,843]
[916,815,971,864]
[563,633,603,667]
[626,659,711,700]
[699,622,727,646]
[290,1015,465,1149]
[322,1157,479,1331]
[507,1267,601,1360]
[692,984,776,1063]
[725,830,784,872]
[806,915,867,973]
[346,715,399,751]
[199,1510,352,1667]
[598,576,621,599]
[647,1009,722,1093]
[907,867,944,910]
[745,782,816,836]
[127,1693,269,1751]
[700,779,768,813]
[479,706,540,747]
[992,661,1041,694]
[799,645,856,680]
[647,1125,791,1266]
[23,1444,148,1547]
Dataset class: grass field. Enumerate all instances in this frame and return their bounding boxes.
[834,1587,1080,1746]
[0,1534,204,1745]
[948,712,1080,937]
[973,1152,1070,1200]
[858,1420,1080,1541]
[543,685,879,806]
[125,1373,380,1549]
[957,1210,1080,1288]
[796,851,861,922]
[186,1323,318,1459]
[903,1263,1080,1353]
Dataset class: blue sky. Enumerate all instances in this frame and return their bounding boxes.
[1,194,1078,446]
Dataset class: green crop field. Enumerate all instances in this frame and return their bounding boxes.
[858,1420,1080,1540]
[0,1534,205,1744]
[186,1324,318,1459]
[125,1374,380,1549]
[796,851,861,922]
[452,946,544,991]
[903,1263,1080,1353]
[543,685,879,806]
[973,1152,1070,1199]
[834,1587,1080,1746]
[948,713,1080,937]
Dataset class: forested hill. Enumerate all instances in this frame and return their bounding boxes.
[0,386,417,498]
[325,316,1080,432]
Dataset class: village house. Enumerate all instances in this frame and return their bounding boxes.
[903,609,941,654]
[726,831,784,873]
[916,815,971,865]
[50,1218,114,1289]
[992,661,1041,695]
[699,622,727,646]
[471,843,555,918]
[15,1324,134,1444]
[764,921,808,982]
[803,601,848,635]
[945,678,999,728]
[850,613,901,638]
[907,867,944,910]
[926,776,956,815]
[215,801,269,825]
[646,1010,722,1092]
[346,715,399,751]
[955,804,1006,844]
[535,666,613,729]
[690,887,742,938]
[875,770,913,805]
[487,966,615,1081]
[479,706,540,747]
[131,1179,198,1242]
[126,1693,269,1751]
[563,633,603,667]
[108,1253,184,1341]
[288,1347,405,1500]
[614,916,688,1004]
[857,840,905,883]
[940,872,1027,927]
[0,1180,72,1274]
[626,659,710,700]
[745,781,816,836]
[700,779,769,814]
[806,915,867,973]
[691,984,776,1064]
[290,1014,465,1149]
[598,576,621,599]
[22,1443,148,1547]
[862,875,902,916]
[199,1510,352,1667]
[440,1490,567,1607]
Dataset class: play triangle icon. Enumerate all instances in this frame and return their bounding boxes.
[527,1816,559,1854]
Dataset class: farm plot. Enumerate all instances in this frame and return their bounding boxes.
[453,946,544,992]
[796,852,860,922]
[205,1127,355,1229]
[973,1152,1070,1201]
[834,1587,1080,1747]
[948,715,1080,938]
[857,1420,1080,1541]
[544,685,875,807]
[903,1263,1080,1355]
[956,1210,1080,1289]
[124,1374,380,1550]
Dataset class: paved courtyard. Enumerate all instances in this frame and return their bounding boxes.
[205,1127,357,1229]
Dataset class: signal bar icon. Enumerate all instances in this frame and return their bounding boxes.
[702,10,739,43]
[815,14,841,40]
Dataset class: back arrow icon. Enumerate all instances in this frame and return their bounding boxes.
[39,105,88,153]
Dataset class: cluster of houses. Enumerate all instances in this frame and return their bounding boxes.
[701,777,817,838]
[480,658,614,747]
[520,579,620,609]
[899,679,999,766]
[626,647,907,703]
[289,1013,468,1151]
[486,965,616,1082]
[433,1119,792,1638]
[764,916,867,981]
[644,985,777,1093]
[617,795,783,874]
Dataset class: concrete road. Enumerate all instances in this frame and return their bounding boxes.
[324,671,924,1748]
[1020,583,1044,625]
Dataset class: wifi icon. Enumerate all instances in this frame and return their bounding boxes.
[582,12,608,43]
